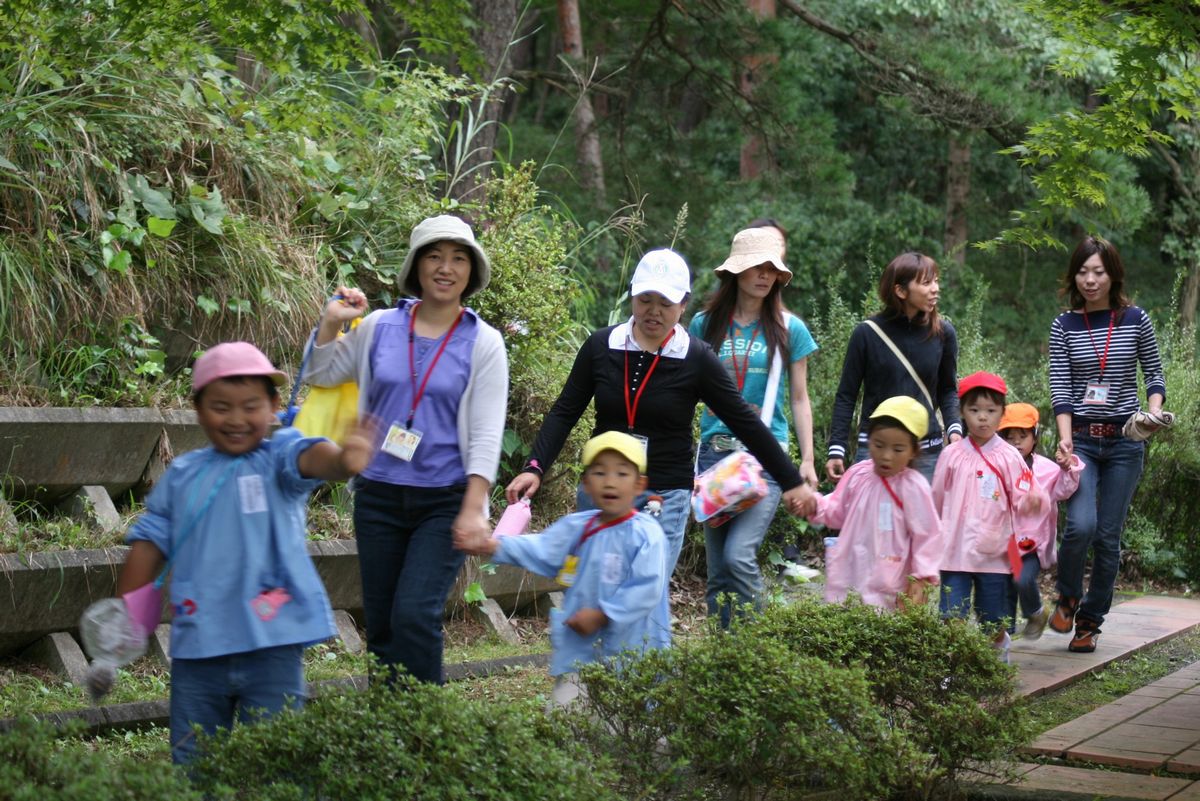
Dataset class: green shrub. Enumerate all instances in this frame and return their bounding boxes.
[189,676,617,801]
[576,626,918,801]
[752,597,1033,800]
[0,715,199,800]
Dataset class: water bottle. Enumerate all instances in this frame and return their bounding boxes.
[493,497,532,537]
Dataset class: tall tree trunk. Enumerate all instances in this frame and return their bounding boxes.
[739,0,776,179]
[943,133,971,270]
[451,0,519,204]
[558,0,606,205]
[1154,121,1200,328]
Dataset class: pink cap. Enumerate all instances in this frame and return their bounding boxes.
[192,341,287,395]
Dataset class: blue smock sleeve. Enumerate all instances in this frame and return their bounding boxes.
[125,459,178,556]
[272,427,331,497]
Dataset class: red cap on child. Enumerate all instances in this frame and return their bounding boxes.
[957,371,1007,399]
[192,342,288,395]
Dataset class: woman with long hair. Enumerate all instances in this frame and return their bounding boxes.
[1047,236,1166,653]
[689,227,819,624]
[827,252,962,484]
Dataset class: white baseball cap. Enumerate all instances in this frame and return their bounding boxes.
[629,249,691,304]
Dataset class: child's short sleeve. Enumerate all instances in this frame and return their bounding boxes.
[125,463,176,556]
[271,426,331,497]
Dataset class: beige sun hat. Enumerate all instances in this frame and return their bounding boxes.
[397,215,492,298]
[715,227,793,285]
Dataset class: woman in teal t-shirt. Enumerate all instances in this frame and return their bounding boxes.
[689,226,819,626]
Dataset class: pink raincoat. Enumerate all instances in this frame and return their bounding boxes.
[931,435,1047,575]
[1027,452,1084,569]
[811,459,942,610]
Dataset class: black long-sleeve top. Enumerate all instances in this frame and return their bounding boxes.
[525,323,803,491]
[827,311,962,460]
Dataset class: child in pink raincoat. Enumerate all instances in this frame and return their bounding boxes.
[998,402,1084,640]
[809,396,942,610]
[932,372,1047,664]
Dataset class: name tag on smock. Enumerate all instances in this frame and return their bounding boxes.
[877,501,894,532]
[601,552,624,584]
[556,554,579,587]
[239,474,268,514]
[382,423,423,461]
[1083,382,1110,405]
[979,472,999,501]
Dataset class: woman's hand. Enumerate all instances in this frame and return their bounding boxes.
[451,507,492,552]
[782,484,816,517]
[1056,437,1073,463]
[947,432,962,444]
[326,286,368,322]
[799,460,820,488]
[505,472,541,503]
[825,458,845,483]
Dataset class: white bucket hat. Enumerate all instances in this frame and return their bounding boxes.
[715,228,793,285]
[397,215,492,298]
[630,249,691,303]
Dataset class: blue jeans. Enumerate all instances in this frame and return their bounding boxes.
[939,571,1016,633]
[1056,433,1145,627]
[170,643,305,766]
[854,441,942,483]
[1016,552,1042,618]
[576,484,691,577]
[696,443,782,627]
[353,479,467,684]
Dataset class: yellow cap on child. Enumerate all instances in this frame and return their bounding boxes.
[581,431,647,473]
[869,396,929,440]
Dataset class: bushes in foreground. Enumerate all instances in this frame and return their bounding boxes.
[576,598,1031,801]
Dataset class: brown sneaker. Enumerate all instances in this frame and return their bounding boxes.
[1068,622,1100,653]
[1049,596,1078,634]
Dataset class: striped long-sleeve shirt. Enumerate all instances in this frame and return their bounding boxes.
[1048,306,1165,425]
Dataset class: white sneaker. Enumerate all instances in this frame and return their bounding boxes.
[780,561,820,581]
[994,631,1012,665]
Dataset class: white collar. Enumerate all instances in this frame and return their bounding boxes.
[608,318,690,358]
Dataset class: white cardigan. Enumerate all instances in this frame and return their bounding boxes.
[303,304,509,485]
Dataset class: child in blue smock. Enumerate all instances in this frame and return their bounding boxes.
[455,431,671,707]
[115,342,375,765]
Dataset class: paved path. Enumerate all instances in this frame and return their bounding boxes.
[983,595,1200,800]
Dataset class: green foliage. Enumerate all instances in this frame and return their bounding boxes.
[752,597,1033,800]
[576,626,913,801]
[0,715,200,800]
[189,676,618,801]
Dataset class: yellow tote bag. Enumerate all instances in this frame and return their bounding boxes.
[291,319,360,442]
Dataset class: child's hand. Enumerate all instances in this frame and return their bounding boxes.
[565,607,608,636]
[338,415,381,476]
[899,578,929,610]
[1054,448,1072,469]
[782,484,816,517]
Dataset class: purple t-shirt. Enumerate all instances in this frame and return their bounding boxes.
[362,300,477,487]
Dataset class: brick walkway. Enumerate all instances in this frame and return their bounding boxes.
[983,595,1200,800]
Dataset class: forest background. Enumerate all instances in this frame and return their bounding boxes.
[0,0,1197,580]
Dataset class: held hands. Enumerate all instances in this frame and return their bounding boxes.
[782,484,817,518]
[451,508,496,557]
[565,607,608,636]
[1054,447,1073,470]
[505,472,541,504]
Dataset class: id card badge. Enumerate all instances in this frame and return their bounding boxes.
[556,554,579,587]
[629,434,649,458]
[979,472,999,501]
[382,423,422,461]
[1083,381,1110,405]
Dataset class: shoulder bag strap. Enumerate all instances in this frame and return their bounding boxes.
[862,319,945,433]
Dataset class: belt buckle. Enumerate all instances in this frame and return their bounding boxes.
[712,435,741,452]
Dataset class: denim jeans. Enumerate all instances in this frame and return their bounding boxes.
[170,643,305,766]
[939,571,1016,633]
[1015,552,1042,618]
[696,443,782,627]
[1056,433,1145,627]
[576,484,692,577]
[854,441,942,483]
[353,479,467,684]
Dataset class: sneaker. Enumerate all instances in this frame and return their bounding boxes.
[994,631,1012,665]
[1048,596,1078,634]
[1023,608,1049,641]
[779,561,820,581]
[1068,622,1101,653]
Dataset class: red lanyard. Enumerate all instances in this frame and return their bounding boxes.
[574,509,636,554]
[407,302,466,429]
[624,328,675,431]
[970,439,1010,505]
[880,476,904,510]
[727,317,759,392]
[1082,309,1116,379]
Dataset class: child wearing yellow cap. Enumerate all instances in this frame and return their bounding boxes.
[806,396,943,610]
[454,431,670,707]
[999,403,1085,640]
